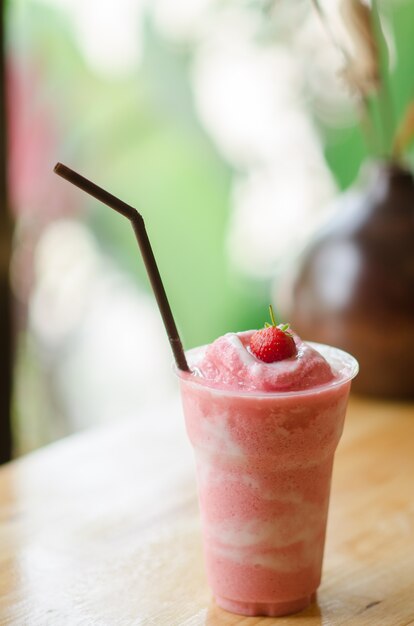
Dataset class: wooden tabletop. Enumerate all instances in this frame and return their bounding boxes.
[0,394,413,625]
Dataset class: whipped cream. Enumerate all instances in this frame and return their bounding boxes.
[187,330,336,392]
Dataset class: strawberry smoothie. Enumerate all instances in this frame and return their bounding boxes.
[178,330,358,617]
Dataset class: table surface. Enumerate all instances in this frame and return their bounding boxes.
[0,394,413,625]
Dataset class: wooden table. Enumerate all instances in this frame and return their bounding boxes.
[0,394,413,625]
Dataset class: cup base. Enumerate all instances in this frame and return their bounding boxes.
[215,592,316,617]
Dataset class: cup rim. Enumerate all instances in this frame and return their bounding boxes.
[174,341,359,399]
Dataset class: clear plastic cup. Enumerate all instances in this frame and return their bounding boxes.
[177,343,358,617]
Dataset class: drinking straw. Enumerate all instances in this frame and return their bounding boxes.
[53,162,190,372]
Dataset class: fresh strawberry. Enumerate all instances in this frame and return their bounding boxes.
[249,306,297,363]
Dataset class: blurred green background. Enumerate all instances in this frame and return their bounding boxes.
[6,0,414,453]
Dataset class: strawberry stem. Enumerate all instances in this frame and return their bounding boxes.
[269,304,277,327]
[268,305,292,336]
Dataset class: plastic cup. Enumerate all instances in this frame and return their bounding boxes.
[177,343,358,617]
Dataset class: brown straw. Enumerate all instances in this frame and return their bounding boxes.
[53,162,190,372]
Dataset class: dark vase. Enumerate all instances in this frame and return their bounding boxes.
[278,160,414,398]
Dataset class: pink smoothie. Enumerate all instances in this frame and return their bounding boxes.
[178,331,358,617]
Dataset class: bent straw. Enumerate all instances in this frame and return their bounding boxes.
[53,162,190,372]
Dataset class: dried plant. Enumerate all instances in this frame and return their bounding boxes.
[339,0,380,97]
[392,102,414,158]
[311,0,381,153]
[311,0,403,158]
